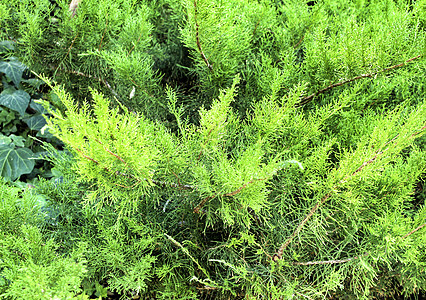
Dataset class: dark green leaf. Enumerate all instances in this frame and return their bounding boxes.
[30,99,48,114]
[0,88,30,116]
[0,41,15,53]
[9,135,26,147]
[22,78,44,89]
[0,145,35,181]
[0,57,26,86]
[23,114,47,131]
[0,134,12,145]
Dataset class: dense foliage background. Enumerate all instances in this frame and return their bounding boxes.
[1,0,425,299]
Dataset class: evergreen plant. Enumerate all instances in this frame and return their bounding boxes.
[0,0,425,299]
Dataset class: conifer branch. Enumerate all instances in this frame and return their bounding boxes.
[50,65,123,106]
[289,252,368,266]
[274,193,331,261]
[94,139,127,164]
[293,34,306,49]
[402,223,426,239]
[274,137,401,260]
[193,195,215,214]
[68,0,81,18]
[62,33,79,63]
[287,221,426,266]
[193,178,266,213]
[193,0,213,72]
[75,146,196,190]
[298,54,423,106]
[98,13,108,51]
[127,30,144,57]
[75,148,99,164]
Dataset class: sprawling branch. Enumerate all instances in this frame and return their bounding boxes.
[289,252,368,266]
[74,144,196,190]
[284,221,426,266]
[193,178,266,213]
[273,128,420,260]
[298,54,423,107]
[193,0,213,72]
[274,193,331,261]
[69,0,81,18]
[402,222,426,239]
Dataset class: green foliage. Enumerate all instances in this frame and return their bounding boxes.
[0,42,62,182]
[0,180,87,299]
[1,0,426,299]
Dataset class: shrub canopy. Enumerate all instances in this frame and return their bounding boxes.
[1,0,426,299]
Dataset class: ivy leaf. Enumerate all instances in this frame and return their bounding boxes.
[0,144,35,181]
[23,114,47,131]
[0,88,30,116]
[0,40,15,53]
[30,99,48,114]
[9,134,26,147]
[0,134,12,145]
[0,57,26,86]
[22,78,44,89]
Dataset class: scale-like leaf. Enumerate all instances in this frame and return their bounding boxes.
[0,88,30,116]
[0,144,35,181]
[0,57,26,86]
[23,114,47,131]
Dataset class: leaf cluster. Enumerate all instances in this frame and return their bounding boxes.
[0,0,426,299]
[0,41,62,182]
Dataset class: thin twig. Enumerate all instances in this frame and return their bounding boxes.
[197,127,214,162]
[289,252,367,266]
[58,33,79,75]
[274,193,331,260]
[76,145,196,191]
[194,0,213,72]
[224,178,266,197]
[95,139,127,164]
[293,34,306,49]
[51,65,123,105]
[75,148,99,164]
[402,223,426,239]
[193,178,266,213]
[193,195,215,214]
[69,0,81,18]
[274,130,407,260]
[298,54,423,106]
[98,13,109,51]
[127,30,143,57]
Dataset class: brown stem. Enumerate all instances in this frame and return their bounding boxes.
[289,252,368,266]
[75,148,99,164]
[50,66,123,105]
[193,178,266,213]
[69,0,81,18]
[194,0,213,72]
[76,146,196,191]
[98,13,109,51]
[274,193,331,260]
[224,178,266,197]
[252,19,261,37]
[274,136,401,260]
[64,33,79,59]
[95,139,127,164]
[197,127,214,162]
[193,195,215,213]
[298,54,423,107]
[127,30,144,57]
[402,223,426,239]
[293,34,306,49]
